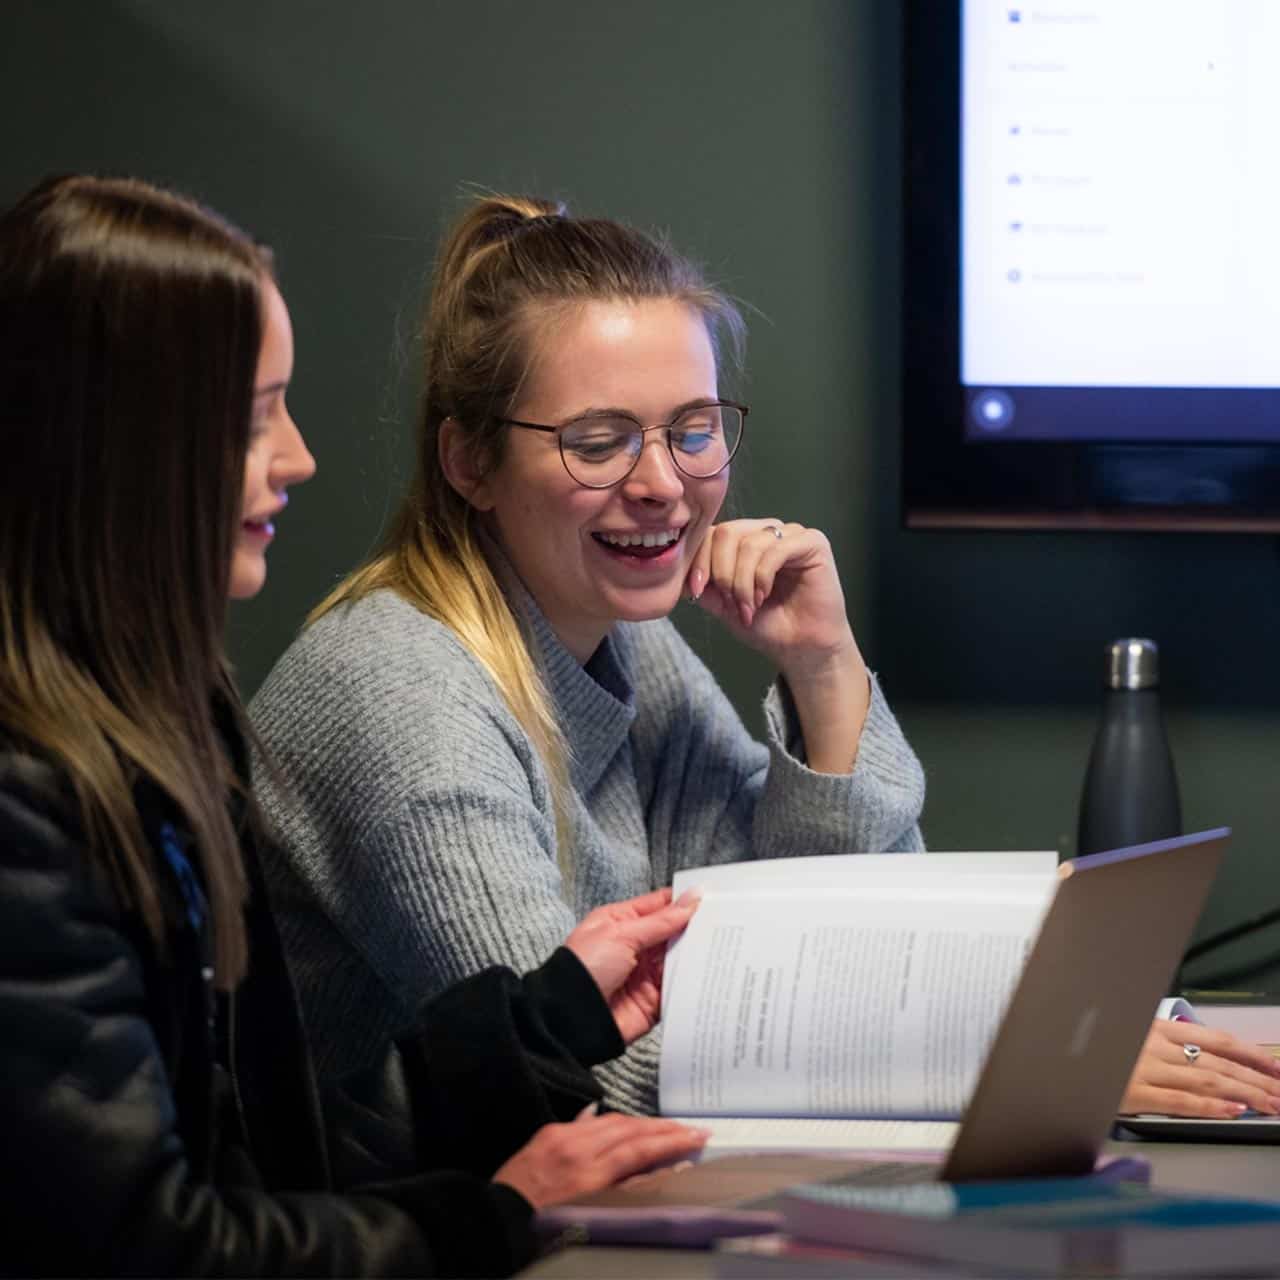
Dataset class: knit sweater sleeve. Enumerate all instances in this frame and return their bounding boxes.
[250,594,592,1083]
[577,622,925,1114]
[250,594,924,1117]
[622,620,926,888]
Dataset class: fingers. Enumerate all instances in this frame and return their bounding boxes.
[1162,1054,1280,1113]
[572,888,674,934]
[563,1111,695,1149]
[1120,1082,1252,1119]
[625,955,665,1008]
[1161,1021,1280,1079]
[609,886,675,919]
[705,519,798,628]
[618,1160,694,1190]
[608,975,665,1044]
[1174,1047,1280,1114]
[683,512,719,602]
[567,889,692,950]
[1151,1020,1280,1099]
[492,1115,710,1209]
[576,1115,711,1188]
[569,895,696,1011]
[612,891,700,952]
[1128,1021,1280,1116]
[578,890,698,947]
[564,890,697,1011]
[724,524,782,627]
[687,519,784,609]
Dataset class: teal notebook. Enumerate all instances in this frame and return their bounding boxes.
[777,1179,1280,1276]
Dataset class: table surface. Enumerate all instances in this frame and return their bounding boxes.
[520,1138,1280,1278]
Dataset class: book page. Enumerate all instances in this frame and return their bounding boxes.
[659,889,1053,1120]
[670,1116,958,1158]
[671,852,1056,898]
[662,853,1055,1017]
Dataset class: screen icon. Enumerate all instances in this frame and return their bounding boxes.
[970,389,1016,433]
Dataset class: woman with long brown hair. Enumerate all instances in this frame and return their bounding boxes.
[249,194,928,1113]
[0,174,707,1277]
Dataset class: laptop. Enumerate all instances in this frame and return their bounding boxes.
[687,830,1230,1184]
[533,832,1231,1243]
[1117,1113,1280,1144]
[932,828,1230,1180]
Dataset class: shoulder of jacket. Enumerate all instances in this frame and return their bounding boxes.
[0,750,99,890]
[0,749,78,829]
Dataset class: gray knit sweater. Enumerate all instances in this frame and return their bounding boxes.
[250,581,925,1113]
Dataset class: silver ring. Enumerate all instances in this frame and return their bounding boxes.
[1183,1043,1202,1065]
[765,525,783,540]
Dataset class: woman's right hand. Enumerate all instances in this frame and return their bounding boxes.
[492,1113,710,1209]
[563,887,699,1044]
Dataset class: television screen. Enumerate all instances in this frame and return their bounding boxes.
[904,0,1280,529]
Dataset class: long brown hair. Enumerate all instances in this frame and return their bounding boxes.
[312,194,745,877]
[0,175,271,985]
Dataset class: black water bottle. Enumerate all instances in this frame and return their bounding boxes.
[1076,638,1182,858]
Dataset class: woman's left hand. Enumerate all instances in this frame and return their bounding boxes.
[1119,1017,1280,1117]
[686,518,856,677]
[686,518,870,774]
[563,888,699,1044]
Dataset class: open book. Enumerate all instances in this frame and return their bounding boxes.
[659,852,1059,1156]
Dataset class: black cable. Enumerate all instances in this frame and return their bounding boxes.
[1181,904,1280,965]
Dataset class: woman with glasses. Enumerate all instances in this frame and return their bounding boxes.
[250,195,1280,1125]
[0,175,712,1277]
[249,194,929,1112]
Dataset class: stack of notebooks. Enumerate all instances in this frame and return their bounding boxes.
[539,1163,1280,1277]
[715,1177,1280,1277]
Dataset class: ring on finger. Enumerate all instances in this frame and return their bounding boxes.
[1183,1043,1202,1065]
[764,524,783,541]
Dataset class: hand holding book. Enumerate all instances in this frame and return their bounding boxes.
[564,886,700,1044]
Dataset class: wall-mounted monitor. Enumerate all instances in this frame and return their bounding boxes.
[903,0,1280,530]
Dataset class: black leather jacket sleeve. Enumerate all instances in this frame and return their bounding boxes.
[0,756,611,1278]
[325,948,622,1190]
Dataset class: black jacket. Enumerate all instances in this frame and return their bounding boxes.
[0,747,622,1277]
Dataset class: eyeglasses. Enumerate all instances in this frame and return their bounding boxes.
[500,400,747,489]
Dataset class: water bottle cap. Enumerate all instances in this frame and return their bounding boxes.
[1105,638,1160,690]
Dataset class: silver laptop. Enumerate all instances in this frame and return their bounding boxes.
[1117,1113,1280,1144]
[848,828,1231,1184]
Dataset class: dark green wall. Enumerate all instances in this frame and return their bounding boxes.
[5,1,1277,984]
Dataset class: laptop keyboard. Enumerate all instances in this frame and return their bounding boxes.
[826,1161,939,1186]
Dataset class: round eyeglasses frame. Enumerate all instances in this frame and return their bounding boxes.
[499,400,748,490]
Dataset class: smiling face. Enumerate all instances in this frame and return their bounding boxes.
[228,278,315,599]
[467,297,729,661]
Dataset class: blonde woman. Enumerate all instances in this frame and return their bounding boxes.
[251,195,1280,1122]
[250,195,926,1113]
